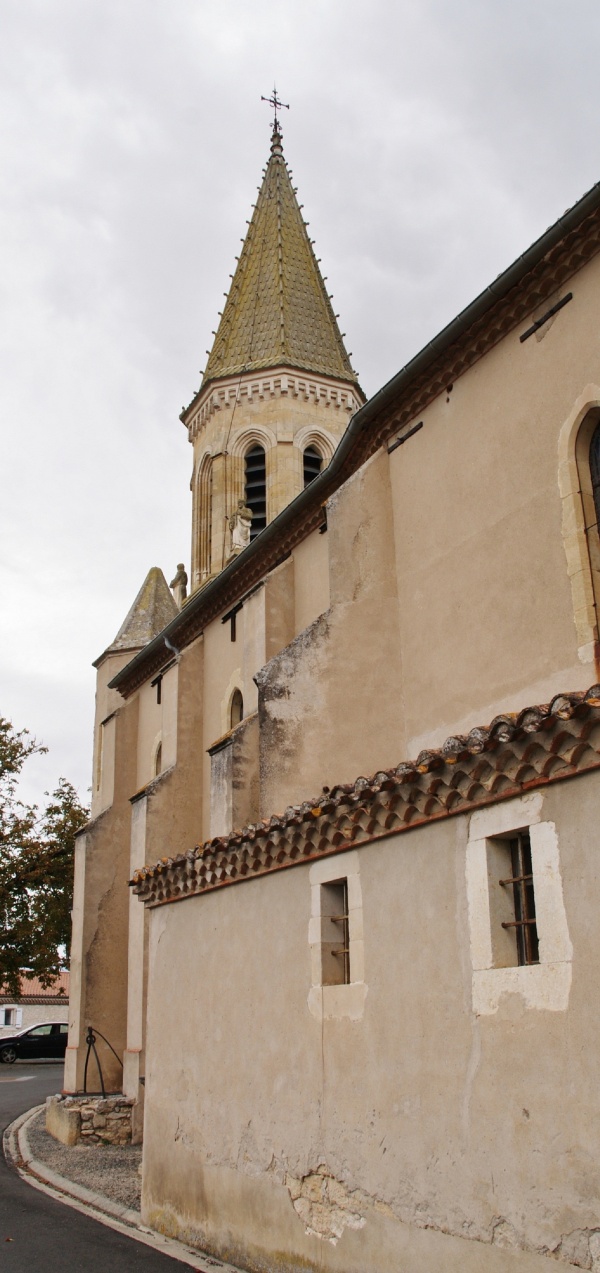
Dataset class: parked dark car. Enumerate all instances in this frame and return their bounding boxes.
[0,1021,68,1064]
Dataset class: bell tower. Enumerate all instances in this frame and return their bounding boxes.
[181,117,364,592]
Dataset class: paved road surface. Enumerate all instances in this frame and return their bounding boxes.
[0,1062,185,1270]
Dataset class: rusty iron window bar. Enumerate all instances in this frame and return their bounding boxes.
[150,658,176,703]
[520,292,572,343]
[221,581,265,642]
[221,602,242,642]
[500,831,539,965]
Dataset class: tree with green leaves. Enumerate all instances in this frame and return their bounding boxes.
[0,717,88,997]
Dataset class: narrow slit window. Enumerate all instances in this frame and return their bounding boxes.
[95,724,104,792]
[320,879,350,985]
[303,446,322,488]
[244,446,267,538]
[154,742,162,777]
[500,831,539,966]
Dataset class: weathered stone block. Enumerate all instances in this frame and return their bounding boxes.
[46,1095,81,1147]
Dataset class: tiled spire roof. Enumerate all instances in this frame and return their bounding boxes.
[106,568,177,655]
[202,122,358,388]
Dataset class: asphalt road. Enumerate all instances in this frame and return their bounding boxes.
[0,1062,186,1270]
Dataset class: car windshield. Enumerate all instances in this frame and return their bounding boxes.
[13,1023,47,1037]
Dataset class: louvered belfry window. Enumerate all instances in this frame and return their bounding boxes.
[244,446,266,538]
[591,421,600,531]
[303,445,322,488]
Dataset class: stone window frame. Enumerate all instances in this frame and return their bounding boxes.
[294,425,337,494]
[230,426,277,529]
[229,687,244,729]
[558,385,600,664]
[191,450,213,590]
[220,669,243,735]
[465,792,572,1016]
[307,850,367,1022]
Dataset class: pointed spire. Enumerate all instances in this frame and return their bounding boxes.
[105,568,178,655]
[202,122,358,388]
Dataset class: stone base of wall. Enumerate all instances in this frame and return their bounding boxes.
[46,1094,134,1146]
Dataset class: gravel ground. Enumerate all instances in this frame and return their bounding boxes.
[26,1110,142,1211]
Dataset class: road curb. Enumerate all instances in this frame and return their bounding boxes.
[3,1105,243,1273]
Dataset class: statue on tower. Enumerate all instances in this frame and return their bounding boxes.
[228,499,253,558]
[170,563,188,609]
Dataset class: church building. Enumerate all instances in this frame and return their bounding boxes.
[66,115,600,1273]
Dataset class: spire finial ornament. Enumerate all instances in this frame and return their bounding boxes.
[261,85,289,129]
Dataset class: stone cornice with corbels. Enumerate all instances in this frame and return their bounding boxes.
[183,369,364,444]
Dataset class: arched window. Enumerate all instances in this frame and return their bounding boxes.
[192,454,213,587]
[154,742,162,777]
[244,446,266,538]
[591,421,600,532]
[230,689,243,729]
[303,445,323,487]
[571,410,600,650]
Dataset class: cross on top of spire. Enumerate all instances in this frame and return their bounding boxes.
[261,85,289,127]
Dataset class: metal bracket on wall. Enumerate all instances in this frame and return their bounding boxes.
[520,292,573,343]
[388,421,424,454]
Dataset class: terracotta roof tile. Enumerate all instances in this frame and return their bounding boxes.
[0,971,69,1002]
[131,686,600,907]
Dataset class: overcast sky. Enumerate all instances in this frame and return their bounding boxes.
[2,0,599,807]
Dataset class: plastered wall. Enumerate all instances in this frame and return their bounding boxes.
[256,255,600,811]
[141,771,600,1273]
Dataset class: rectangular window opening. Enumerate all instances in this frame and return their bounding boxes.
[320,879,350,986]
[501,831,539,966]
[486,829,539,967]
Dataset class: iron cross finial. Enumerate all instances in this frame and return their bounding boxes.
[261,86,289,126]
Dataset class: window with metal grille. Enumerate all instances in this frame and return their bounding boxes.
[320,879,350,985]
[303,445,323,488]
[500,831,539,966]
[244,446,266,538]
[591,421,600,532]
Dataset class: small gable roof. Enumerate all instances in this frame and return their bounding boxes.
[95,567,177,667]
